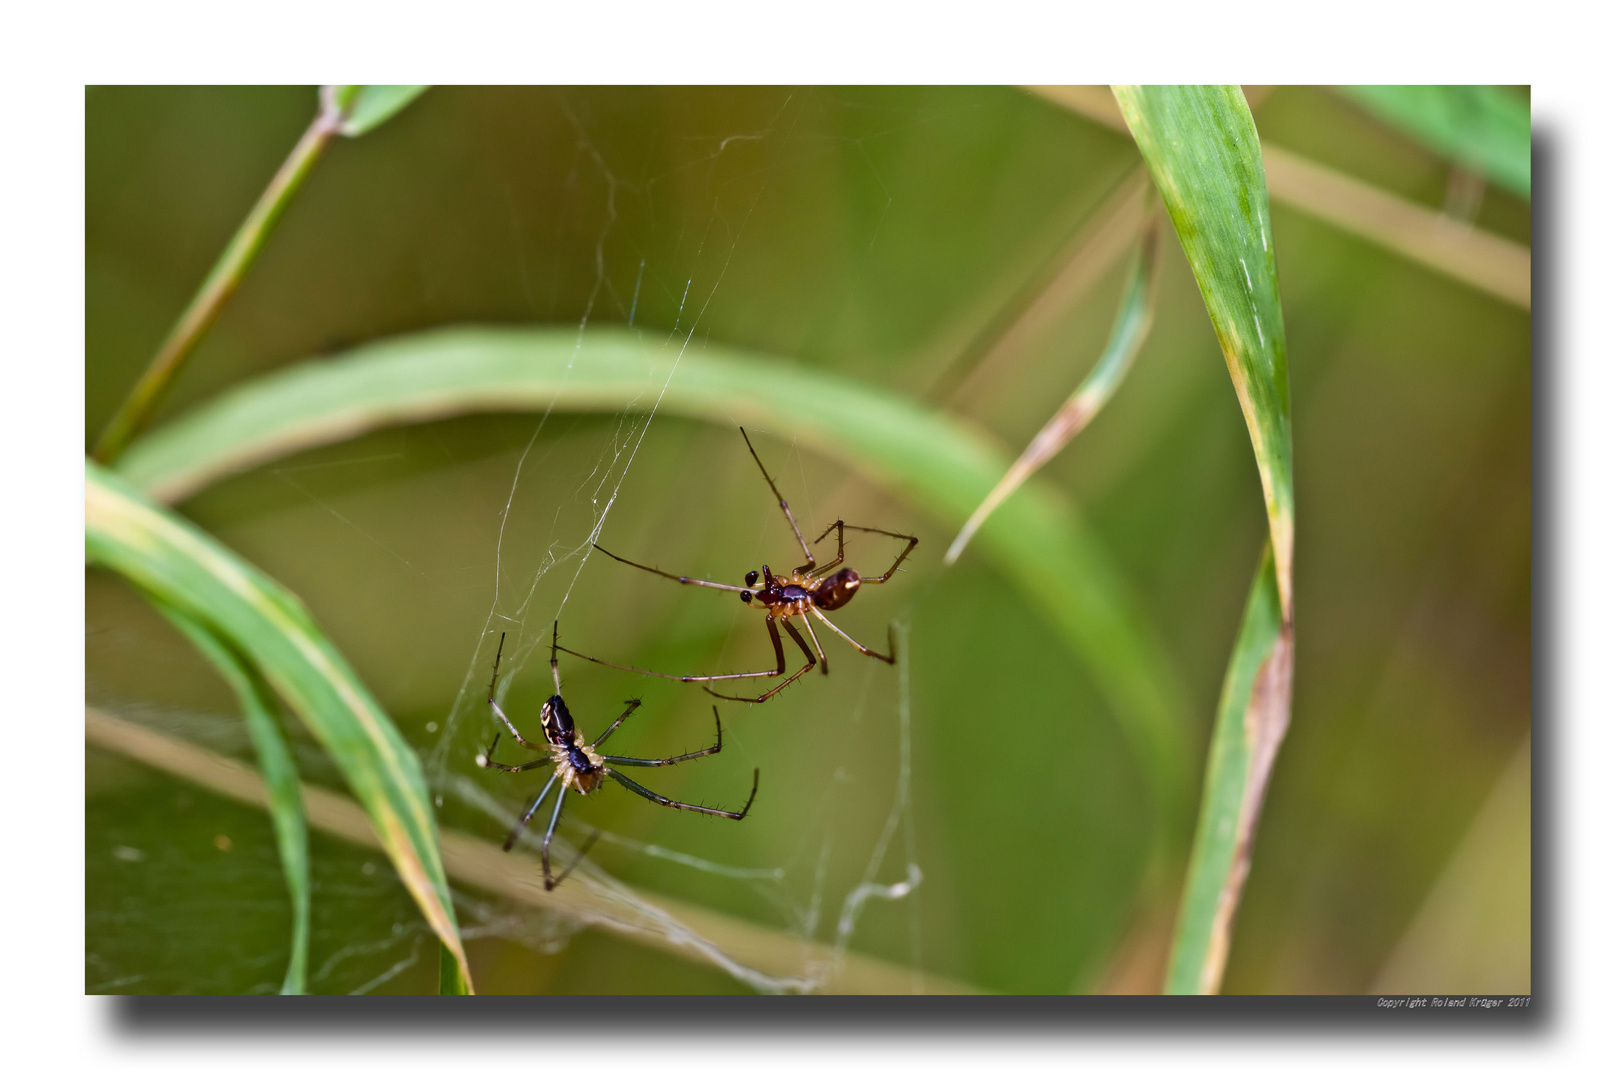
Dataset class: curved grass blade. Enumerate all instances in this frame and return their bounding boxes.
[1162,543,1290,994]
[1113,86,1293,617]
[1338,85,1530,200]
[945,203,1160,565]
[151,600,310,994]
[1113,86,1296,993]
[85,460,473,992]
[118,325,1194,854]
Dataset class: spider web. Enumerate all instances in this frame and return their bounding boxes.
[85,87,931,996]
[407,93,924,995]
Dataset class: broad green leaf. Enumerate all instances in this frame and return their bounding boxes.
[1162,543,1291,994]
[85,461,473,993]
[324,85,431,137]
[1339,85,1531,200]
[152,601,311,994]
[119,325,1195,849]
[1114,86,1296,994]
[1113,86,1293,617]
[946,206,1160,565]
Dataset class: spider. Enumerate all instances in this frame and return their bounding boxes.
[557,427,918,704]
[478,624,759,890]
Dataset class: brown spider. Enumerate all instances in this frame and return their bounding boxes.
[479,625,758,889]
[558,428,918,703]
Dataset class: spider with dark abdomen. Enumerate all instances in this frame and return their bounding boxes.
[558,428,918,704]
[478,624,758,890]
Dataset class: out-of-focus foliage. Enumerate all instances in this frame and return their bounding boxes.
[328,85,431,137]
[87,87,1530,995]
[149,601,312,994]
[1338,85,1531,199]
[86,462,471,989]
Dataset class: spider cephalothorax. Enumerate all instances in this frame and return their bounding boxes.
[742,565,862,614]
[479,626,758,889]
[560,428,918,704]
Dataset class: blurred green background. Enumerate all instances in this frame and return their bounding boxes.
[85,86,1531,995]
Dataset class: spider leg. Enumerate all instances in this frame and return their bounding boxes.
[587,698,643,750]
[488,631,506,698]
[704,618,818,703]
[556,644,788,684]
[808,520,847,579]
[557,614,789,685]
[476,732,553,773]
[549,620,563,695]
[810,607,897,665]
[601,707,725,766]
[548,830,600,890]
[605,766,760,820]
[739,427,818,573]
[592,544,748,592]
[807,522,917,583]
[503,773,559,852]
[487,698,551,754]
[484,629,552,753]
[835,524,919,584]
[799,613,829,674]
[540,783,570,889]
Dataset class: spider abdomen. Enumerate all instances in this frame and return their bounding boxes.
[812,567,862,611]
[542,694,576,744]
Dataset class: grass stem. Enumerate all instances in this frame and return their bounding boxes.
[91,102,343,463]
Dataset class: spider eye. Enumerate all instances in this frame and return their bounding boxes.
[740,590,752,603]
[745,570,759,587]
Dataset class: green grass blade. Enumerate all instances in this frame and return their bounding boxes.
[1113,86,1293,616]
[118,325,1194,850]
[438,939,470,995]
[1338,85,1531,200]
[945,205,1160,565]
[1162,543,1291,993]
[1113,86,1297,993]
[85,460,473,993]
[151,601,311,994]
[325,85,430,137]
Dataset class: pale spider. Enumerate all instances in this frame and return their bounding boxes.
[478,624,758,890]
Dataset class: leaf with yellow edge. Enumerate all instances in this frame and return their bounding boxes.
[85,460,473,993]
[1113,86,1296,994]
[946,203,1160,565]
[1113,85,1293,619]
